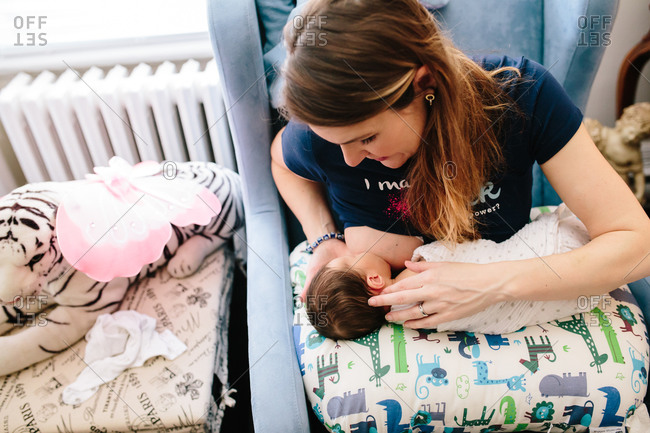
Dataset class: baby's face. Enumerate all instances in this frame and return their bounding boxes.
[327,252,392,294]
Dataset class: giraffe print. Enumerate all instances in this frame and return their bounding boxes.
[472,360,526,392]
[353,329,390,387]
[553,314,608,373]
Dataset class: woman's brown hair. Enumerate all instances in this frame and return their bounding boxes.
[306,267,386,339]
[281,0,521,245]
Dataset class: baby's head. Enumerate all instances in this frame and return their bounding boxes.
[305,252,391,340]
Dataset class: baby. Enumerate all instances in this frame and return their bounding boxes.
[305,204,592,340]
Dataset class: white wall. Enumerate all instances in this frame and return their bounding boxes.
[585,0,650,125]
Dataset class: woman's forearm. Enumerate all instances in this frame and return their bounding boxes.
[517,125,650,302]
[502,228,650,301]
[270,127,338,243]
[272,163,337,241]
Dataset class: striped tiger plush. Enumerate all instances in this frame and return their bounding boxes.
[0,162,244,375]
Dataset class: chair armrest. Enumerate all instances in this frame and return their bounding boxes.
[207,0,310,430]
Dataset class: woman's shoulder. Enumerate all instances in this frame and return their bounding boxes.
[283,120,312,143]
[471,54,546,77]
[283,120,335,148]
[473,54,570,114]
[280,120,328,180]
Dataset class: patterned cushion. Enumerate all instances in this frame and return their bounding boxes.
[0,248,234,432]
[290,212,650,432]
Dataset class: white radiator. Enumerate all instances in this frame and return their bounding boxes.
[0,59,236,184]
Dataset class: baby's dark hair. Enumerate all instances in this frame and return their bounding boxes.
[305,267,386,340]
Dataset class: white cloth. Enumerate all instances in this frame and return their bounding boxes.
[394,203,592,334]
[62,310,187,405]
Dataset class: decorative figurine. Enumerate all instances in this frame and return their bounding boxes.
[585,102,650,205]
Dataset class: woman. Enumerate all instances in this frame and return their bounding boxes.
[270,0,650,330]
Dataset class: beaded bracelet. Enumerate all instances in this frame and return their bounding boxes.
[305,232,344,254]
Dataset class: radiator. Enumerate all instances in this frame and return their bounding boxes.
[0,59,236,184]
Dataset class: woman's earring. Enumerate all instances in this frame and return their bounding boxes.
[425,93,435,106]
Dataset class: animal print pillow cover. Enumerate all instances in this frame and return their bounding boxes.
[290,239,650,431]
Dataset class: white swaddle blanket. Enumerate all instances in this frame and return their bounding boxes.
[404,203,592,334]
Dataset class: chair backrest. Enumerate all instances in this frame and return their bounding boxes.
[259,0,616,109]
[429,0,615,111]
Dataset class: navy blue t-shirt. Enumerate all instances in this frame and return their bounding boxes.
[282,55,583,242]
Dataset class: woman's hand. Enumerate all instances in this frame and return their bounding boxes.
[300,239,351,301]
[368,260,513,328]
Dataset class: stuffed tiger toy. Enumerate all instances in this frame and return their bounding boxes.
[0,161,244,376]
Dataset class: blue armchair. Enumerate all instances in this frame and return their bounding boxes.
[207,1,627,431]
